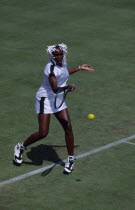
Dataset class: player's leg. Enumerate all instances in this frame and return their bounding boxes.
[54,108,74,155]
[14,114,50,165]
[54,109,76,174]
[23,114,50,147]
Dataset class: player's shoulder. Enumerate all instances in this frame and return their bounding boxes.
[62,59,67,67]
[44,61,57,76]
[44,61,52,72]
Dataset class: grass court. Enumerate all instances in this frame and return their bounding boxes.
[0,0,135,209]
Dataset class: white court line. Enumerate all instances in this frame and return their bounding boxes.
[125,142,135,145]
[0,134,135,187]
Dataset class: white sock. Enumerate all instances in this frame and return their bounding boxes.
[68,155,74,159]
[21,142,24,147]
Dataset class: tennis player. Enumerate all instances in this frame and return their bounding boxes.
[14,43,94,174]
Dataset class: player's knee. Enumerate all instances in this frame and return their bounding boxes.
[39,130,49,138]
[65,123,72,134]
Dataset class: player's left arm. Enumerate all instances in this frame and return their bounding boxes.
[68,64,95,75]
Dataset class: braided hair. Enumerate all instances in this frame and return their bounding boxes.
[46,43,68,60]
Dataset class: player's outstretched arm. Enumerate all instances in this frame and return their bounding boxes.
[80,64,95,72]
[68,64,95,75]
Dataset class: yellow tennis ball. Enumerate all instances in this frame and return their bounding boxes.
[88,114,95,119]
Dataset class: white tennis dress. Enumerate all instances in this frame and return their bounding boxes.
[35,59,69,114]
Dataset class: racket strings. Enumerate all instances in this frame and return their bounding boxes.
[55,91,65,109]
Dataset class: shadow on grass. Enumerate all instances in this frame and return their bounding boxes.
[22,144,79,176]
[23,144,62,166]
[23,144,80,166]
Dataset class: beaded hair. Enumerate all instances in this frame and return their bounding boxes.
[46,43,68,60]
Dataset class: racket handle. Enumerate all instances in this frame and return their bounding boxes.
[67,85,75,91]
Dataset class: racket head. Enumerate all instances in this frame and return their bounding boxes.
[54,88,70,109]
[54,89,65,109]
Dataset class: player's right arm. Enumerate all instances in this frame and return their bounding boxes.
[47,64,75,93]
[49,75,75,93]
[44,64,60,93]
[49,74,59,93]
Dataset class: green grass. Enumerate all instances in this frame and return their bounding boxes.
[1,144,135,210]
[0,0,135,209]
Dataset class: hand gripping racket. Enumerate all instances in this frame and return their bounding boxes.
[54,87,71,109]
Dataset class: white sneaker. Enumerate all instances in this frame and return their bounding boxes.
[63,157,76,174]
[14,143,26,165]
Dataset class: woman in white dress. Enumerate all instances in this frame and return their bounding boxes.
[14,43,94,174]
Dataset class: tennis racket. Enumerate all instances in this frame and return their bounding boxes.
[54,87,71,109]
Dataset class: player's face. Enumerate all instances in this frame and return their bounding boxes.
[52,48,64,66]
